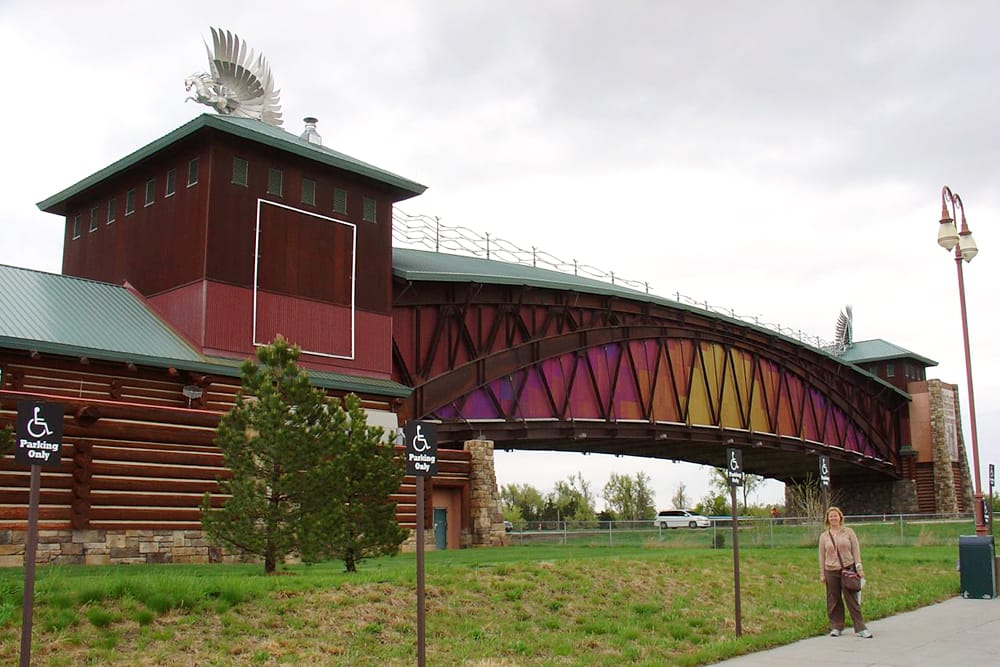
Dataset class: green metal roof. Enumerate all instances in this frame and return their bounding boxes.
[839,339,937,367]
[0,264,411,398]
[37,114,427,215]
[392,247,651,299]
[0,264,207,365]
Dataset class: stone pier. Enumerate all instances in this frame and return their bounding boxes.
[464,439,506,546]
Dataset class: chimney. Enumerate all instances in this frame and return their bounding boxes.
[300,117,322,145]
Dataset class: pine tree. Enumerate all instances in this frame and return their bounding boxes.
[202,336,406,573]
[202,336,331,573]
[298,393,406,572]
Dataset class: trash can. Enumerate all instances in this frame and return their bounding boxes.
[958,535,996,599]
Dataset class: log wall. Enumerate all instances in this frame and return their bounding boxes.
[0,353,472,565]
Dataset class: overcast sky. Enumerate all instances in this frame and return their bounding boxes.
[2,1,998,512]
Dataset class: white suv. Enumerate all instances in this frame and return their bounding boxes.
[653,509,711,529]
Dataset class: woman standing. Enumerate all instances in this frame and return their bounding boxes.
[819,506,872,638]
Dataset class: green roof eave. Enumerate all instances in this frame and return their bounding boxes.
[0,335,212,374]
[37,114,427,215]
[840,341,938,368]
[0,335,411,398]
[202,355,413,397]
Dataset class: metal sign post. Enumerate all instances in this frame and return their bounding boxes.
[15,400,64,667]
[726,448,743,637]
[403,421,437,667]
[988,463,995,534]
[819,455,831,510]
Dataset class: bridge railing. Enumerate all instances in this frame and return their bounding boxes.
[502,513,981,549]
[392,208,837,351]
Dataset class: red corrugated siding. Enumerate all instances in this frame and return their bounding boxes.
[147,282,207,346]
[340,309,391,376]
[204,281,254,355]
[255,290,353,357]
[202,281,391,377]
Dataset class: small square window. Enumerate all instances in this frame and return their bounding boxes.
[301,178,316,206]
[89,206,99,232]
[166,168,176,197]
[886,363,895,378]
[362,197,377,223]
[232,157,248,186]
[107,198,116,224]
[125,189,136,215]
[145,179,156,206]
[72,215,81,239]
[333,187,347,214]
[267,168,283,196]
[187,158,199,186]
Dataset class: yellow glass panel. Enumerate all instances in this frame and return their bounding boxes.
[686,344,714,425]
[718,347,744,428]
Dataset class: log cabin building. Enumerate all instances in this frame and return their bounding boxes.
[0,114,505,566]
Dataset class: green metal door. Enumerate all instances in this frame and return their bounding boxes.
[433,508,448,550]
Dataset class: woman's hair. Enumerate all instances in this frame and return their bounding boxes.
[824,506,845,529]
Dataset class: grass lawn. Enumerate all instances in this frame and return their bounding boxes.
[0,543,960,666]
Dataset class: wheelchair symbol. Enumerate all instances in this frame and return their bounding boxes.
[26,406,53,439]
[820,460,830,477]
[729,451,740,471]
[411,425,431,453]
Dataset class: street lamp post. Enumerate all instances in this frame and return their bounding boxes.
[937,185,987,537]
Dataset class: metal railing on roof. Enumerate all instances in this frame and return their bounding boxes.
[392,208,836,351]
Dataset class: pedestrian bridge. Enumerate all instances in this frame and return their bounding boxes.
[391,247,910,489]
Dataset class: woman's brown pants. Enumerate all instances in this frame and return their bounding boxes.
[825,568,866,632]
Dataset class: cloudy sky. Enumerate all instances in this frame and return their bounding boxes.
[2,1,999,511]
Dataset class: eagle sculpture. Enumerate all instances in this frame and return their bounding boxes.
[184,28,283,127]
[833,305,853,354]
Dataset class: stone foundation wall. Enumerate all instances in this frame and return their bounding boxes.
[890,479,919,514]
[831,479,919,516]
[0,528,240,567]
[834,481,892,516]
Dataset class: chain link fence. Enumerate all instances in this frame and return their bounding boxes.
[502,513,986,549]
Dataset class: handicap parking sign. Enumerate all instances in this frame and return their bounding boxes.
[15,401,64,467]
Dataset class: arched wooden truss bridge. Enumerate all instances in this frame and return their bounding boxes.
[392,248,910,486]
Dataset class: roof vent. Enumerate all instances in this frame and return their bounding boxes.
[300,117,322,145]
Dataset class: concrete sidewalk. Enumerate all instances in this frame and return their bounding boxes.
[710,596,1000,666]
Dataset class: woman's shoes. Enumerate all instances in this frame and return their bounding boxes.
[829,629,842,637]
[856,629,873,638]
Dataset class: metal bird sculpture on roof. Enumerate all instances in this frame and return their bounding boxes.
[833,304,853,354]
[184,28,283,127]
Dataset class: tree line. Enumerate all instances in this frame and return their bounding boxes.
[501,468,781,524]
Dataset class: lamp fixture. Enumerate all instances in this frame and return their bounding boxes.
[938,185,986,536]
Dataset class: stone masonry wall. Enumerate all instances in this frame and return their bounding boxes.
[928,379,958,513]
[0,528,240,567]
[927,379,974,513]
[948,386,975,511]
[464,439,506,546]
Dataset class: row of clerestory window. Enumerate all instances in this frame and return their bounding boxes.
[233,157,377,223]
[72,154,380,239]
[71,158,199,239]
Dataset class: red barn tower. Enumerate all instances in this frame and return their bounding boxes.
[39,114,425,379]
